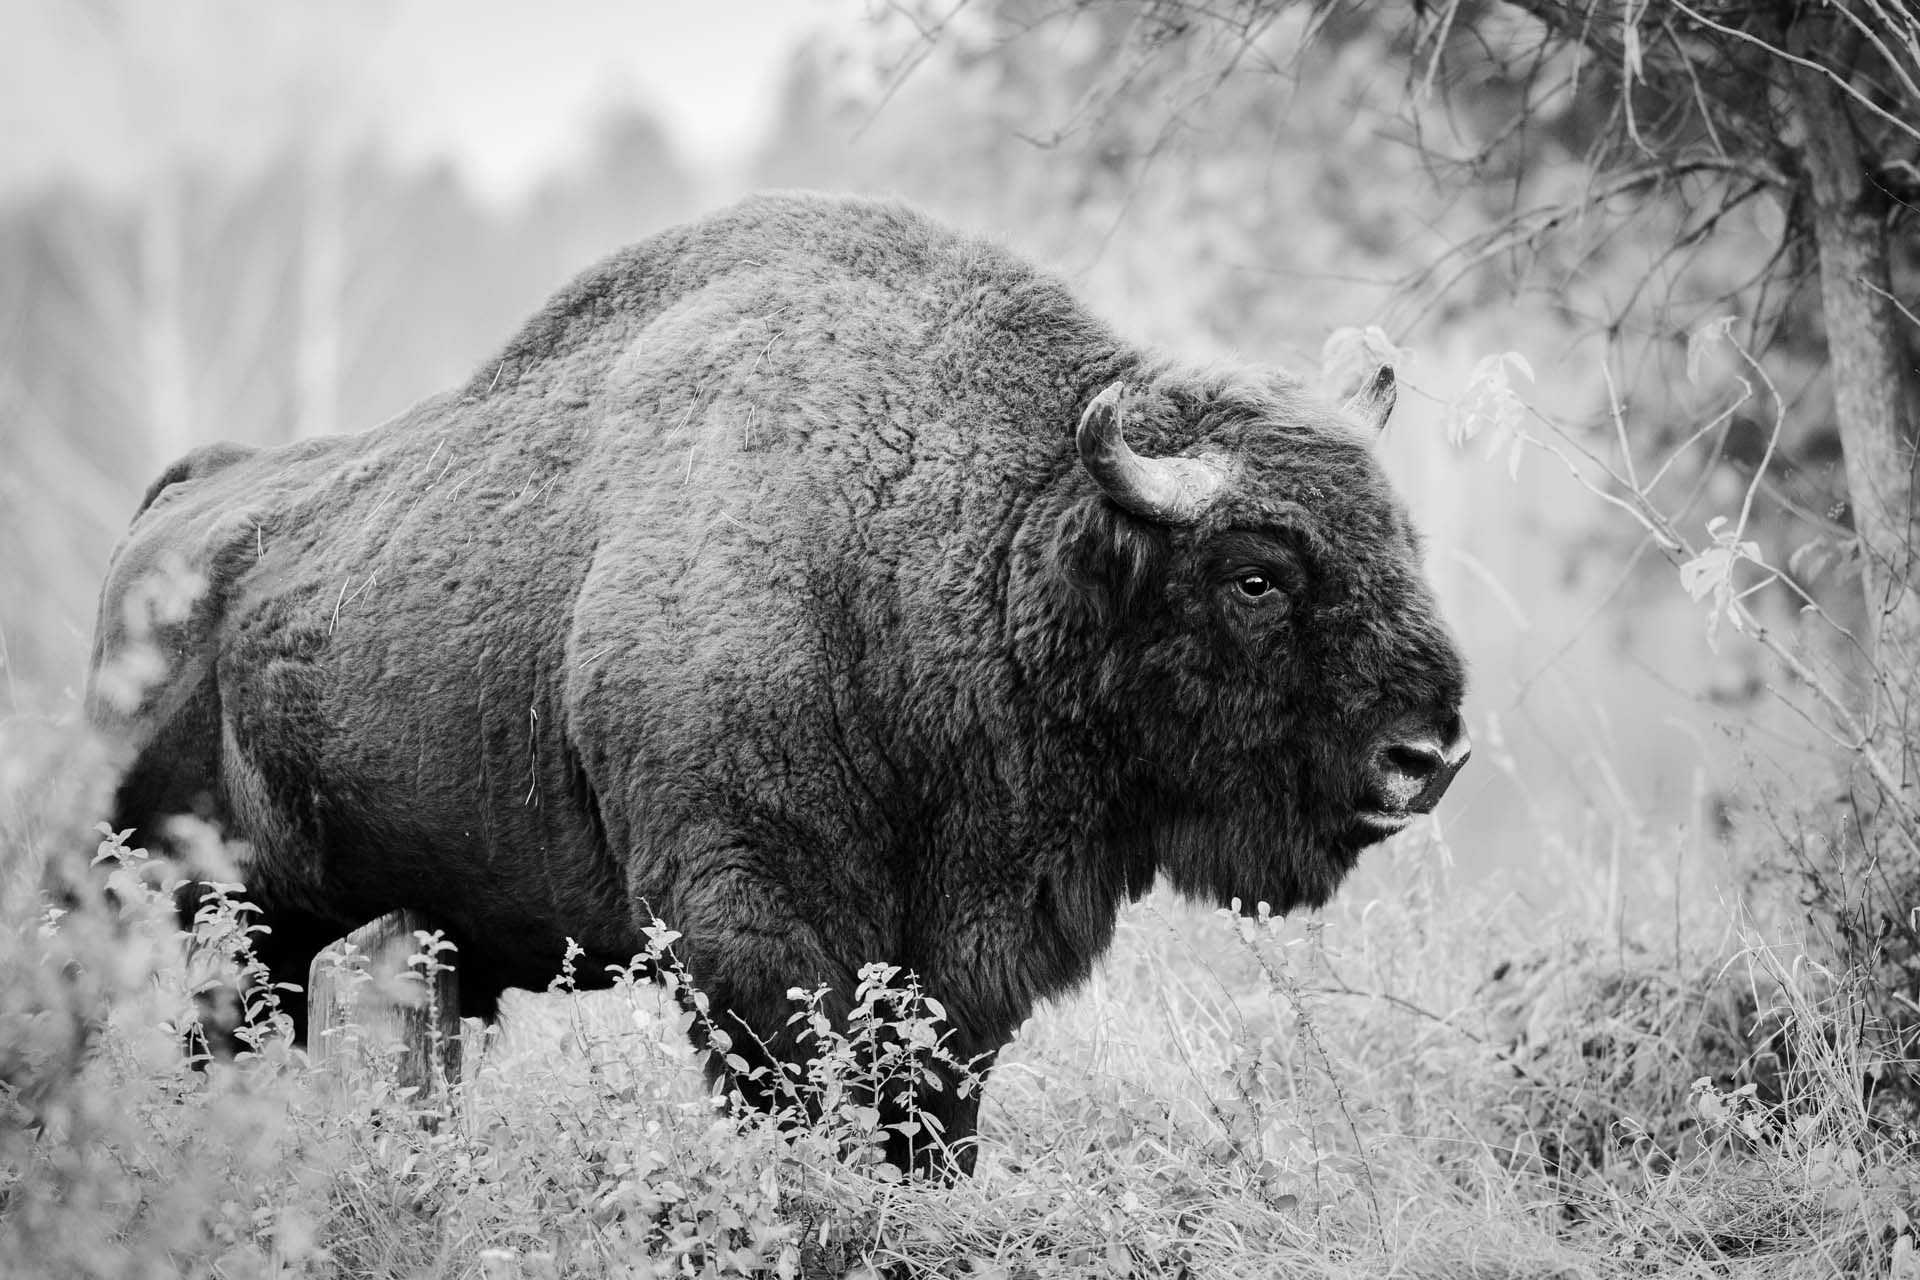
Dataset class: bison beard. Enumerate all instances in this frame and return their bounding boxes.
[88,193,1469,1176]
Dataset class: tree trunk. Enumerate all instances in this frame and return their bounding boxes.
[1788,37,1919,775]
[308,910,463,1116]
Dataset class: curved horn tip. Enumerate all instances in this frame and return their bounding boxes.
[1343,363,1397,433]
[1076,381,1124,442]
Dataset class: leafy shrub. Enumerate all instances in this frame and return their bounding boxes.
[4,715,1918,1277]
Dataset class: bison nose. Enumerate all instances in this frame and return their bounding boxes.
[1373,713,1470,814]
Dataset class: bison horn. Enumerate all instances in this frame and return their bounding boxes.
[1342,364,1397,433]
[1321,326,1399,434]
[1076,383,1228,525]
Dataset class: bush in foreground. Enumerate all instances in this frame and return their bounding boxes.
[2,724,1917,1278]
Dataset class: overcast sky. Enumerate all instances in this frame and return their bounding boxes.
[3,0,834,201]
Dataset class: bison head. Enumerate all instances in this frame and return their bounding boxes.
[1042,339,1468,913]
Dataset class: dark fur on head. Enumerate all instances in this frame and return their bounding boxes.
[1014,364,1464,920]
[88,192,1466,1176]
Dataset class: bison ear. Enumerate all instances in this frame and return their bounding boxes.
[1320,327,1400,434]
[1051,497,1165,623]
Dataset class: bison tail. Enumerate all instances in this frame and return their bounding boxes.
[132,441,260,525]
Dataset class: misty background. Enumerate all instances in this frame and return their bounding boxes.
[0,0,1846,896]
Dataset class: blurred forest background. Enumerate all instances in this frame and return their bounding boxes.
[1,0,1913,897]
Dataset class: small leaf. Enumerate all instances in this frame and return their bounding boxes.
[1447,350,1532,463]
[1678,517,1765,651]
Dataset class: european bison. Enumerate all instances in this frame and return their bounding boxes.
[89,192,1468,1173]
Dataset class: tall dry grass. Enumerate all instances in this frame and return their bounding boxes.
[2,709,1915,1279]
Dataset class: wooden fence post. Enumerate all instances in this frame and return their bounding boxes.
[307,909,462,1113]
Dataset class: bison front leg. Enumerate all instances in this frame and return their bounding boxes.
[691,983,990,1179]
[666,888,988,1177]
[872,1046,992,1178]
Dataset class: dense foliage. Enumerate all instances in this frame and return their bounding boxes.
[4,753,1919,1277]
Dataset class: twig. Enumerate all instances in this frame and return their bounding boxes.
[1670,0,1920,147]
[1241,917,1384,1246]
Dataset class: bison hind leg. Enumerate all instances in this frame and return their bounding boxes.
[175,894,512,1057]
[174,883,345,1053]
[442,947,506,1024]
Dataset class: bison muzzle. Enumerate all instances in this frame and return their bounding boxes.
[87,192,1469,1174]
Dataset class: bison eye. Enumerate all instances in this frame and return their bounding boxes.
[1234,573,1276,599]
